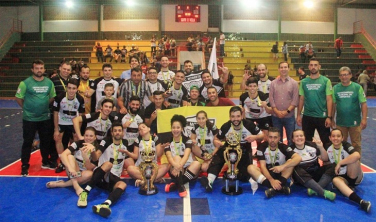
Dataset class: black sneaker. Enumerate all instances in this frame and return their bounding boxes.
[49,161,58,169]
[281,186,291,195]
[41,162,55,170]
[360,200,371,213]
[21,165,29,177]
[200,176,213,192]
[265,188,276,198]
[55,163,65,173]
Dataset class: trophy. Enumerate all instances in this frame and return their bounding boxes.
[221,131,243,195]
[138,149,159,195]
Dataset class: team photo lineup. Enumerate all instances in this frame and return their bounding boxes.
[16,53,371,218]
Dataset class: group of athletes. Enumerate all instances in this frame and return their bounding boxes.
[16,57,371,218]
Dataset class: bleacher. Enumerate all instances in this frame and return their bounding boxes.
[0,39,375,97]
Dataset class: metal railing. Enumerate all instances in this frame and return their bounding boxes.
[0,19,22,49]
[353,20,376,50]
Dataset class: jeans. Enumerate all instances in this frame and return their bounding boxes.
[21,119,53,167]
[220,44,225,56]
[335,48,342,57]
[272,115,296,146]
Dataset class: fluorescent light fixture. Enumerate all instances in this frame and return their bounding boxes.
[65,0,73,8]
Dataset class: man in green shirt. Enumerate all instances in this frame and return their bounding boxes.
[15,60,56,176]
[297,58,333,145]
[332,66,367,153]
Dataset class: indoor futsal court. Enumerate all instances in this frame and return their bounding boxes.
[0,99,375,222]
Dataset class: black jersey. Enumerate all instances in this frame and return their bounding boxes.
[325,141,359,175]
[217,119,262,150]
[53,92,85,125]
[256,142,295,170]
[292,141,321,172]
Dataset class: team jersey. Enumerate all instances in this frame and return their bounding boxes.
[166,84,188,108]
[292,141,321,172]
[326,141,359,175]
[15,76,56,121]
[183,71,204,95]
[144,79,167,108]
[91,77,120,109]
[256,142,295,170]
[239,91,271,119]
[53,92,85,125]
[82,112,113,141]
[119,79,147,108]
[68,140,99,171]
[119,113,143,145]
[96,96,117,111]
[217,119,262,150]
[299,75,332,118]
[164,136,193,168]
[134,135,160,166]
[332,82,367,127]
[258,76,274,94]
[190,124,219,154]
[98,138,130,177]
[157,70,175,84]
[199,79,225,100]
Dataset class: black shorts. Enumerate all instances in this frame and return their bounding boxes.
[248,116,273,131]
[94,168,122,192]
[335,174,358,187]
[58,124,74,134]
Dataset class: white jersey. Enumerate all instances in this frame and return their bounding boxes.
[120,113,143,145]
[53,93,85,125]
[98,138,129,177]
[68,140,98,171]
[134,135,160,166]
[157,70,175,84]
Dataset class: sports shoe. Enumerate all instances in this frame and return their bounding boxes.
[92,203,111,217]
[77,191,88,208]
[200,176,213,192]
[281,186,291,195]
[165,182,177,193]
[21,165,29,177]
[323,190,336,201]
[55,163,65,173]
[41,162,55,170]
[360,200,371,213]
[265,188,276,198]
[307,188,317,196]
[178,184,187,198]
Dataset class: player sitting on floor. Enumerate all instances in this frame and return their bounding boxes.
[248,127,301,198]
[326,129,371,212]
[46,127,98,195]
[164,115,201,197]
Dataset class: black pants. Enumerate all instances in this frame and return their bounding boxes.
[293,164,335,185]
[207,146,250,181]
[21,119,53,167]
[302,115,331,145]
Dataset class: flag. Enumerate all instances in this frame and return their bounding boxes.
[208,37,219,79]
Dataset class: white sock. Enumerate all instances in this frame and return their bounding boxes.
[257,175,266,184]
[207,173,216,184]
[104,200,112,206]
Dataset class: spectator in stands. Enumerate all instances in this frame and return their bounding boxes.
[269,62,299,145]
[206,87,235,106]
[219,32,225,57]
[139,52,149,65]
[121,46,127,63]
[299,45,307,63]
[332,66,367,154]
[271,41,279,62]
[165,38,171,56]
[186,35,194,51]
[306,47,315,61]
[16,60,56,176]
[298,67,307,83]
[104,45,113,63]
[158,39,164,55]
[282,42,288,62]
[206,36,213,53]
[113,46,122,63]
[226,71,234,96]
[120,56,146,80]
[297,58,333,145]
[170,37,177,57]
[305,41,313,50]
[94,43,103,63]
[358,70,370,96]
[128,46,139,63]
[334,37,343,59]
[150,35,157,56]
[78,65,93,114]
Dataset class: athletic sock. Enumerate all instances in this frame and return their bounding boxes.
[304,179,325,196]
[261,179,272,188]
[279,177,287,186]
[104,200,111,206]
[349,192,362,205]
[256,175,267,184]
[87,167,106,188]
[207,173,216,184]
[318,174,333,188]
[107,188,124,205]
[182,169,196,184]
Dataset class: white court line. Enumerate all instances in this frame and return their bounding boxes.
[183,183,192,222]
[0,149,40,171]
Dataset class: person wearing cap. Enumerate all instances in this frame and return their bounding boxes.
[187,85,206,106]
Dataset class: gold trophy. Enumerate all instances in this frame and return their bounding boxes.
[222,131,243,195]
[138,149,159,195]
